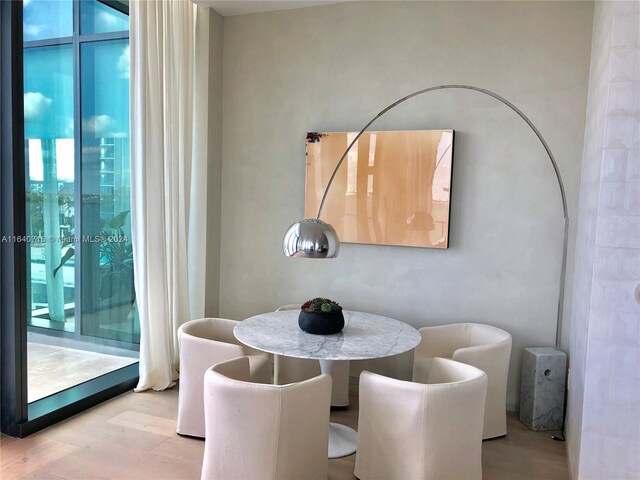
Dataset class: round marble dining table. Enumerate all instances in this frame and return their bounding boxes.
[234,309,421,459]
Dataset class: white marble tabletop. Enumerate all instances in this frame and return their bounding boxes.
[234,309,421,361]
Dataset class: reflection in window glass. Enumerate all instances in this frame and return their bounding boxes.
[23,1,138,406]
[23,0,73,42]
[81,39,137,343]
[80,0,129,35]
[24,45,75,332]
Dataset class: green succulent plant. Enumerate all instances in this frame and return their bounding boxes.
[301,297,342,313]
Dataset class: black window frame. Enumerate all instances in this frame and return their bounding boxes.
[1,0,137,438]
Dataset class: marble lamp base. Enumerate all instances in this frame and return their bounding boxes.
[519,347,567,431]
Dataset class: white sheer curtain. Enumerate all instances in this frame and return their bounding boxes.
[130,0,210,391]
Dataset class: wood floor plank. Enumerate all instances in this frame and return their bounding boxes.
[18,469,64,480]
[107,410,177,438]
[87,388,178,422]
[38,411,169,452]
[149,436,205,465]
[0,437,78,480]
[41,443,146,480]
[137,452,203,479]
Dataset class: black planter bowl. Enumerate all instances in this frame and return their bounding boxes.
[298,309,345,335]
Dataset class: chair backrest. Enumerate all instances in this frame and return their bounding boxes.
[420,358,488,478]
[275,304,301,312]
[415,323,471,358]
[416,322,511,357]
[356,358,487,480]
[414,322,512,440]
[468,322,512,347]
[202,357,331,480]
[178,317,240,346]
[177,318,247,438]
[179,316,268,358]
[417,356,484,384]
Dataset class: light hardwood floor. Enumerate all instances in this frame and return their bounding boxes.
[1,385,570,480]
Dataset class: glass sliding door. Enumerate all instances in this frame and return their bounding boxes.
[80,38,137,344]
[22,0,138,408]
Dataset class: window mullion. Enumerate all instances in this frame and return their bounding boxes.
[72,0,83,339]
[24,37,73,49]
[77,31,129,43]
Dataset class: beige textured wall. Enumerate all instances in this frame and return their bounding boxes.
[218,1,593,408]
[204,8,224,318]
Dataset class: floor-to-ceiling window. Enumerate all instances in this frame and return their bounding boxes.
[1,1,137,436]
[24,0,138,402]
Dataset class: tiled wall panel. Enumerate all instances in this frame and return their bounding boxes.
[568,2,639,478]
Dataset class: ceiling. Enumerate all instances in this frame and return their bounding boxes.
[196,1,347,17]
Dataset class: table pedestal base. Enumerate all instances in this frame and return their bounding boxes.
[328,422,357,458]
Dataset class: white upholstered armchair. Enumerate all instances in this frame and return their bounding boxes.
[176,317,271,438]
[201,356,331,480]
[412,322,512,439]
[355,357,488,480]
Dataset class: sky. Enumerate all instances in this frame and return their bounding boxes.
[23,0,129,182]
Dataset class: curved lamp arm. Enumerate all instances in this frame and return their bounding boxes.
[284,84,569,347]
[316,85,568,221]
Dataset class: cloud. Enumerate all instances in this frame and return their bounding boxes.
[98,11,119,28]
[83,115,117,137]
[24,92,53,120]
[117,44,129,79]
[82,115,127,138]
[23,23,46,38]
[23,0,32,7]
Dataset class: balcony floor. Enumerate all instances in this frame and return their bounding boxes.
[28,342,138,402]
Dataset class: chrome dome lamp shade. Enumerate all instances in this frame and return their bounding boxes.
[283,219,339,258]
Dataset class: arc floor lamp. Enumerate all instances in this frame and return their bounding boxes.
[282,84,569,348]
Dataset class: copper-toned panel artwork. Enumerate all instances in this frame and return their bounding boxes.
[305,130,454,249]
